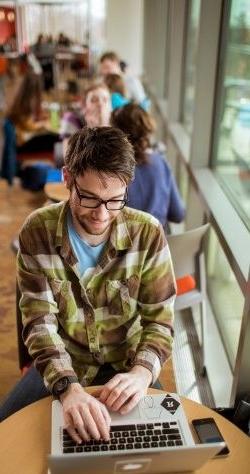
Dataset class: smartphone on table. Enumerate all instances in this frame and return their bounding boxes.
[192,417,230,457]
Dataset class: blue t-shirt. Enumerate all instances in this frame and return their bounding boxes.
[67,211,106,277]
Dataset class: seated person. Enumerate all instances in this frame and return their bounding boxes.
[99,51,147,104]
[104,73,130,110]
[0,127,176,443]
[104,73,150,112]
[6,72,58,153]
[112,103,185,228]
[60,82,111,155]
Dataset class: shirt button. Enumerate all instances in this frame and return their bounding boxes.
[85,314,93,323]
[93,352,104,364]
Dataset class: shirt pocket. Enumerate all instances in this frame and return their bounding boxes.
[106,278,136,321]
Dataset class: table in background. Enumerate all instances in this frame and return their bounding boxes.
[44,182,69,202]
[0,388,249,474]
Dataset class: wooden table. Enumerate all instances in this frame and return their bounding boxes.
[0,388,249,474]
[44,182,69,202]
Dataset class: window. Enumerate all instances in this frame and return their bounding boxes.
[177,159,189,207]
[16,0,106,54]
[143,0,170,99]
[20,1,89,46]
[181,0,201,134]
[89,0,106,62]
[206,228,244,369]
[212,0,250,231]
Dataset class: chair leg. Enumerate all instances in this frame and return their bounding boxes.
[199,252,207,377]
[200,298,207,376]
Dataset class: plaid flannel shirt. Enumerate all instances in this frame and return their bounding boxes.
[17,201,176,391]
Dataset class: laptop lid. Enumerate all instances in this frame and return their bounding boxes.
[49,443,225,474]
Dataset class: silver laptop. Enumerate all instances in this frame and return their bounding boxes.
[48,392,225,473]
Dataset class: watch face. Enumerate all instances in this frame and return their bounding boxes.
[54,377,69,395]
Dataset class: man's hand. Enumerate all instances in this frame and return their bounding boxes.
[60,383,111,443]
[96,366,152,415]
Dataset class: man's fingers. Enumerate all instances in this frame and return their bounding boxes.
[66,425,82,444]
[64,411,88,443]
[101,403,112,426]
[80,407,101,440]
[90,404,111,441]
[109,386,134,412]
[99,378,120,401]
[105,382,130,410]
[98,375,123,403]
[64,412,82,444]
[120,392,141,415]
[90,391,112,429]
[69,408,91,441]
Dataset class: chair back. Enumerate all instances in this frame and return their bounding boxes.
[167,224,210,278]
[16,282,32,371]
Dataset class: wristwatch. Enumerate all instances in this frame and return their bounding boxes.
[52,376,78,398]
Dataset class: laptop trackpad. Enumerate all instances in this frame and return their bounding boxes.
[115,458,151,473]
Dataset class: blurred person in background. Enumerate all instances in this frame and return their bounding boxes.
[112,103,185,229]
[31,33,55,91]
[104,73,130,110]
[6,72,58,153]
[18,51,43,78]
[60,82,111,156]
[99,51,147,105]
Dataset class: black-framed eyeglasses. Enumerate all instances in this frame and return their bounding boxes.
[74,179,128,210]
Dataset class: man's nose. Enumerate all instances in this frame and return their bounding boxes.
[92,203,109,218]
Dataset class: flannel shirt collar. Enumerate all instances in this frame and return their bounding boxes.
[54,201,77,265]
[109,208,133,251]
[55,201,132,257]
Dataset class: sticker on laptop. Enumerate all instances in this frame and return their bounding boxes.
[161,394,180,415]
[133,394,181,420]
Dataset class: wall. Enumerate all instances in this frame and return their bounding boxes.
[105,0,144,75]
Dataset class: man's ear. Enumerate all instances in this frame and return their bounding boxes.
[62,166,72,190]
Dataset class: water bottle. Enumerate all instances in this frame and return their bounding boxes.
[50,102,60,131]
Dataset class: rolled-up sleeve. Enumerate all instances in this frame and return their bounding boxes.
[17,224,77,392]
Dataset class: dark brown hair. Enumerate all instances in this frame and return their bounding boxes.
[111,103,156,165]
[64,126,135,184]
[104,73,126,96]
[100,51,120,64]
[7,73,42,126]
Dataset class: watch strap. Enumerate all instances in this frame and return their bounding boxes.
[65,376,78,384]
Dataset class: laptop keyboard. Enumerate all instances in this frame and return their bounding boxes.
[62,421,183,454]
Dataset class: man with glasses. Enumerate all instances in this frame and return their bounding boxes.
[0,127,176,444]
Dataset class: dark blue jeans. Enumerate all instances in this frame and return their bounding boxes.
[0,363,118,422]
